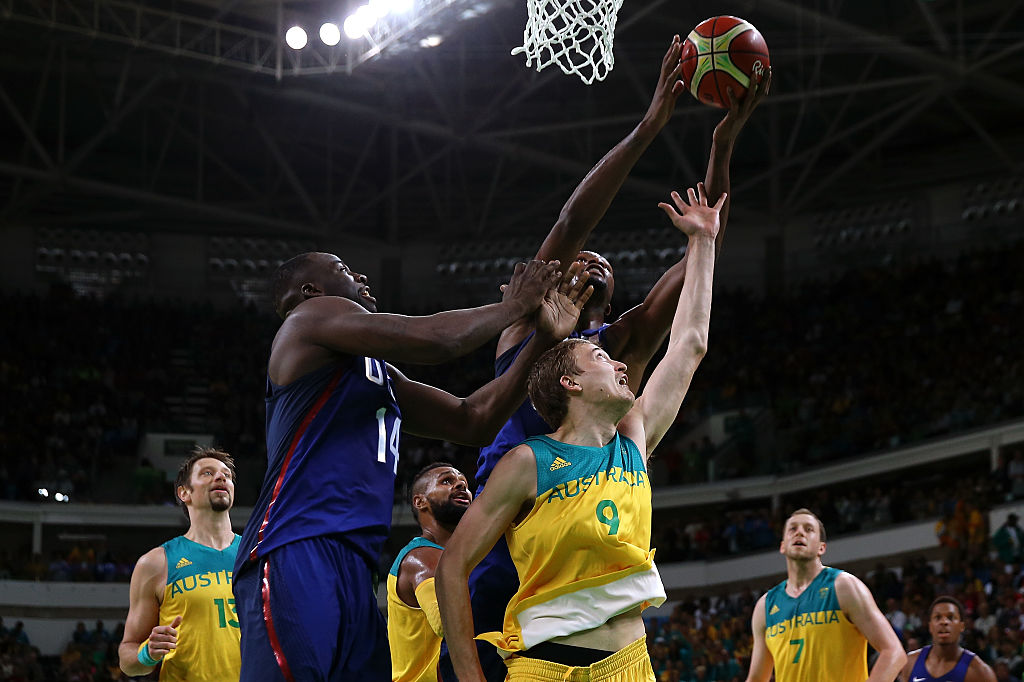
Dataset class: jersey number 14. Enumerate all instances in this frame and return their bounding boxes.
[366,358,401,474]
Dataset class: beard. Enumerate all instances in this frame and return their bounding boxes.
[209,494,232,513]
[430,498,469,529]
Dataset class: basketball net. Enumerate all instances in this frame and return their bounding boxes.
[511,0,624,84]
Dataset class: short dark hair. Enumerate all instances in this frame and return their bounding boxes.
[527,338,591,429]
[410,462,458,522]
[272,252,319,319]
[930,595,964,620]
[787,508,826,542]
[174,446,236,519]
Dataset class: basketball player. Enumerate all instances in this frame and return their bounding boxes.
[452,34,771,682]
[233,253,592,682]
[436,183,722,681]
[389,463,473,682]
[745,509,907,682]
[119,447,241,681]
[898,596,996,682]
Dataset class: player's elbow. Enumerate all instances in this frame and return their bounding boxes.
[671,329,708,360]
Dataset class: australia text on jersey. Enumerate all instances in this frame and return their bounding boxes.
[766,609,842,637]
[544,467,648,503]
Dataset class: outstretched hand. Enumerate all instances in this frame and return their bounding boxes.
[658,182,724,241]
[500,260,562,317]
[536,262,594,342]
[643,35,686,130]
[146,615,182,661]
[713,66,772,145]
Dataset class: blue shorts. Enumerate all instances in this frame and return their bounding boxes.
[234,535,389,682]
[438,535,519,682]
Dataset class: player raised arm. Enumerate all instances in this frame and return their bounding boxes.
[436,444,538,682]
[834,572,907,682]
[391,265,594,446]
[602,68,770,393]
[271,257,561,386]
[617,183,721,456]
[745,595,775,682]
[496,36,685,357]
[119,548,176,676]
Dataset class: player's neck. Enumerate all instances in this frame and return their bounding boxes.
[786,559,824,594]
[184,511,235,550]
[575,309,606,332]
[420,523,453,547]
[551,413,619,448]
[929,642,963,662]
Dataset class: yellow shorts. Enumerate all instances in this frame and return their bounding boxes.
[504,637,654,682]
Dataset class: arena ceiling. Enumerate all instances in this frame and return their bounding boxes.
[0,0,1021,248]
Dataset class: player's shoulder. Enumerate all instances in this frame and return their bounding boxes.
[966,651,997,682]
[136,545,168,572]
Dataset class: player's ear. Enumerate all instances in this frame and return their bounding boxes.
[560,374,581,394]
[177,485,190,506]
[412,492,429,517]
[817,541,826,557]
[300,282,324,299]
[604,303,612,317]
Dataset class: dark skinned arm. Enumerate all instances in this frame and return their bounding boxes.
[601,69,772,392]
[496,36,686,357]
[388,266,593,445]
[269,260,560,385]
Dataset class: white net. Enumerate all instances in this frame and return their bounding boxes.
[511,0,625,84]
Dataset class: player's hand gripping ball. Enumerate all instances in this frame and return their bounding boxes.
[681,16,770,108]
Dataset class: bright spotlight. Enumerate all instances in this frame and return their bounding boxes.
[38,488,49,497]
[419,34,443,47]
[55,492,65,502]
[320,22,341,46]
[354,5,377,29]
[390,0,414,13]
[285,26,308,50]
[368,0,391,19]
[343,15,364,39]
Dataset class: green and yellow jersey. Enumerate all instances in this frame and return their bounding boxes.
[763,566,867,682]
[387,536,445,682]
[156,535,241,682]
[481,433,666,655]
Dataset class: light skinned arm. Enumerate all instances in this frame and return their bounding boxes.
[600,69,771,392]
[118,548,178,676]
[834,572,907,682]
[744,595,775,682]
[617,185,722,456]
[496,36,685,357]
[391,266,593,445]
[435,445,538,682]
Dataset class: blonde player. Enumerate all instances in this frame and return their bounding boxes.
[119,447,241,681]
[744,509,907,682]
[435,183,721,681]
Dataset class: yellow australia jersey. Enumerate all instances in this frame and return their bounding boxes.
[387,536,445,682]
[157,535,241,682]
[481,433,666,654]
[763,566,867,682]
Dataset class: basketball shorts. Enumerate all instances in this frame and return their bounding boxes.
[505,637,654,682]
[438,535,518,682]
[234,534,389,682]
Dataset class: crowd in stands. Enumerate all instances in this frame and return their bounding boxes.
[3,243,1021,510]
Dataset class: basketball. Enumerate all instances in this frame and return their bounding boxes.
[680,16,770,109]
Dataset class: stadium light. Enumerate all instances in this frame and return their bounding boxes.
[320,22,341,46]
[38,488,48,498]
[343,15,364,39]
[285,26,308,49]
[420,35,443,47]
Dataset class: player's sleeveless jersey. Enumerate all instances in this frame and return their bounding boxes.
[237,357,401,573]
[763,567,867,682]
[157,535,241,682]
[480,433,666,654]
[387,537,445,682]
[908,645,976,682]
[474,325,609,490]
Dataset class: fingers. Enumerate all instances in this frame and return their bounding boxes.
[662,34,681,72]
[171,615,182,628]
[713,192,728,211]
[575,285,595,310]
[557,261,585,295]
[686,186,698,206]
[566,269,591,301]
[658,201,679,220]
[696,182,708,206]
[671,190,688,213]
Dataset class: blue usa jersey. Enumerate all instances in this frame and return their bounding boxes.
[474,325,609,490]
[237,356,401,573]
[908,645,976,682]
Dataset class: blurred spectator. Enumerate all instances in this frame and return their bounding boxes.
[993,514,1023,564]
